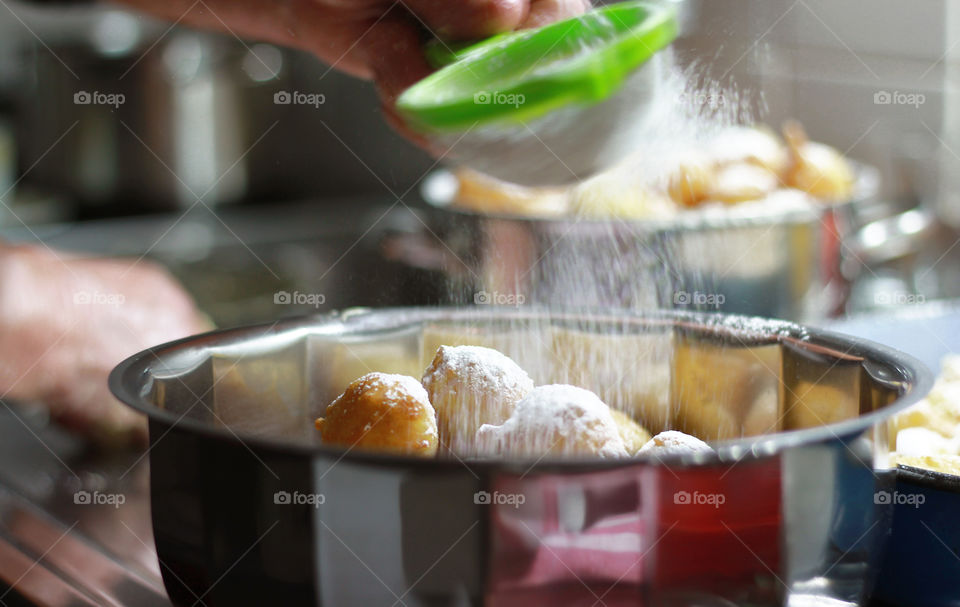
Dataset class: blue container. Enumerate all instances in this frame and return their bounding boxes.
[830,305,960,606]
[874,465,960,606]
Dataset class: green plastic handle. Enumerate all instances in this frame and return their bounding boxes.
[398,1,678,133]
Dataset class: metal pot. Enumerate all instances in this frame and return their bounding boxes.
[109,307,930,606]
[387,165,879,321]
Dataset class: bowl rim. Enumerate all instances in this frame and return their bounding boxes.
[896,464,960,493]
[108,306,933,470]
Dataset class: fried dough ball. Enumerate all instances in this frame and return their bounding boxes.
[667,155,716,208]
[316,372,438,457]
[709,163,780,204]
[610,409,653,453]
[782,120,854,202]
[709,125,790,176]
[637,430,714,457]
[453,168,569,217]
[570,170,677,220]
[477,385,628,458]
[422,345,533,457]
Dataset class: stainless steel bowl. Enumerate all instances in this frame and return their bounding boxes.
[109,307,930,606]
[397,166,880,321]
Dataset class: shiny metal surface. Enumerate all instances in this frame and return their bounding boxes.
[0,407,167,606]
[407,166,880,321]
[110,307,931,606]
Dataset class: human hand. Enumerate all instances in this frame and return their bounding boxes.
[0,244,211,448]
[111,0,590,134]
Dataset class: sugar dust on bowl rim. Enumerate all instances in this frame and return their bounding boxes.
[107,307,932,606]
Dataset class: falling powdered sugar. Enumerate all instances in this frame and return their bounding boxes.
[357,372,431,408]
[422,345,533,456]
[637,430,714,457]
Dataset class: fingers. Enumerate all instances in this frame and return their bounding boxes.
[402,0,528,40]
[359,6,433,105]
[521,0,590,29]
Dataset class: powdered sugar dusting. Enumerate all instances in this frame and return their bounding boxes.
[360,372,431,407]
[638,430,714,457]
[422,345,533,456]
[422,345,533,397]
[478,384,628,458]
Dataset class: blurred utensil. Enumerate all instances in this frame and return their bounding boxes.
[397,1,679,187]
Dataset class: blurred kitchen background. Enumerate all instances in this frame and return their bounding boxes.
[0,0,957,325]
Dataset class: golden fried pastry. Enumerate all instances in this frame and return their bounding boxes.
[569,170,677,220]
[316,372,438,456]
[709,163,780,204]
[668,155,715,207]
[709,125,790,176]
[477,385,628,458]
[782,120,854,202]
[422,345,533,456]
[453,168,569,217]
[637,430,714,457]
[610,409,653,453]
[889,400,956,446]
[889,355,960,471]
